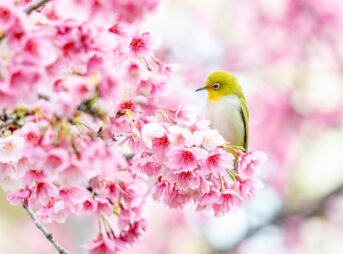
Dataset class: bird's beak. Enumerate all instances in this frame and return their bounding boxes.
[195,87,206,92]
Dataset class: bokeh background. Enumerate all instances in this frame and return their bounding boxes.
[1,0,343,253]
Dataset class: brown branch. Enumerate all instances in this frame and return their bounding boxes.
[22,203,72,254]
[25,0,52,14]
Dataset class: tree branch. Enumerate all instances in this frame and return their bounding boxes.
[22,203,72,254]
[224,183,343,253]
[25,0,52,14]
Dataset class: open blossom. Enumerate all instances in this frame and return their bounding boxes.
[201,148,234,177]
[141,122,165,148]
[168,147,207,172]
[18,122,41,145]
[0,163,21,191]
[238,151,268,179]
[167,125,194,147]
[31,182,59,206]
[35,199,72,223]
[129,32,151,57]
[197,129,226,149]
[23,170,46,185]
[235,177,264,201]
[0,135,24,163]
[7,187,31,205]
[86,234,116,254]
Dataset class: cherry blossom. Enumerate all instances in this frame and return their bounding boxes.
[0,135,25,163]
[0,1,266,253]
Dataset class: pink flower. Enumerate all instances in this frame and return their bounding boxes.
[164,185,191,208]
[175,104,202,124]
[41,148,69,175]
[131,153,162,177]
[97,70,120,101]
[20,35,58,66]
[151,134,170,160]
[235,177,263,201]
[82,198,97,214]
[168,147,207,172]
[170,170,200,191]
[0,2,23,33]
[213,189,243,216]
[31,182,59,206]
[197,188,243,216]
[59,186,89,207]
[141,122,165,148]
[36,199,71,223]
[196,130,225,149]
[58,161,86,186]
[167,126,193,147]
[238,151,267,179]
[126,61,150,82]
[129,32,151,57]
[7,65,45,102]
[118,219,146,244]
[95,197,113,216]
[112,0,160,23]
[7,188,31,206]
[6,20,27,46]
[18,122,41,145]
[85,234,115,254]
[108,23,126,37]
[197,191,221,212]
[151,178,171,202]
[0,163,20,191]
[0,135,25,163]
[119,100,137,113]
[23,170,46,185]
[200,148,234,178]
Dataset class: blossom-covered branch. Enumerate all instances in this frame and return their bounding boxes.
[22,203,72,254]
[0,0,266,253]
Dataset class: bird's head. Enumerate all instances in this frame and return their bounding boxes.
[195,70,242,101]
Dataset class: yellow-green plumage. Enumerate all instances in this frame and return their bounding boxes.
[196,70,249,151]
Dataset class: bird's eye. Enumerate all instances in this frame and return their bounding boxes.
[212,83,220,90]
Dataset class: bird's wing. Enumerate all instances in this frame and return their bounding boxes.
[239,97,249,151]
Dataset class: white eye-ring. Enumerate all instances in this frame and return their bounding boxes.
[212,83,220,90]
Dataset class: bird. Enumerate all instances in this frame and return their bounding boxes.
[195,70,249,154]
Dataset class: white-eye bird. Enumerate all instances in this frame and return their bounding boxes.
[196,70,249,152]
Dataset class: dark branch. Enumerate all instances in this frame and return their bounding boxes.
[22,203,72,254]
[25,0,52,14]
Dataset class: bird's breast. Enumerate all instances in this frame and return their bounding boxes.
[206,95,245,147]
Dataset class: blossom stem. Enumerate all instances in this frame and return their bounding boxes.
[101,215,116,239]
[22,203,72,254]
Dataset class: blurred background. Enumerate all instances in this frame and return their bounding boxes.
[1,0,343,253]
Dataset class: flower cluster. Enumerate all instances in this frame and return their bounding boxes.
[0,0,266,253]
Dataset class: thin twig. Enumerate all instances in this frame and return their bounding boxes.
[22,203,72,254]
[25,0,52,14]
